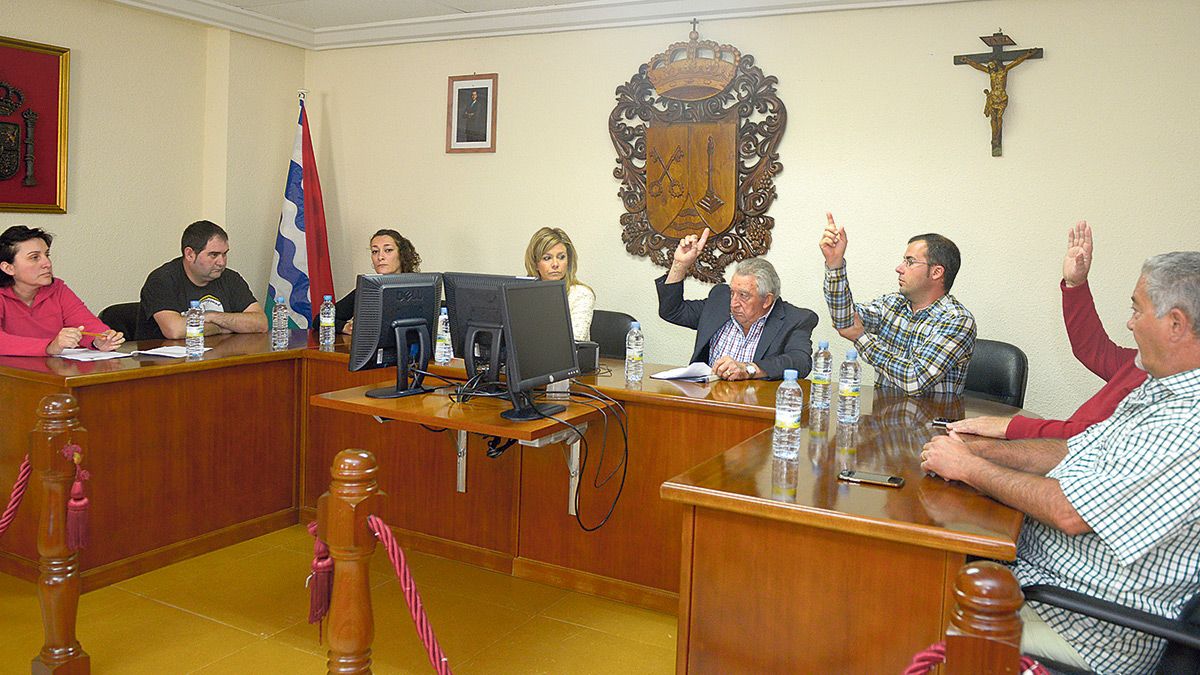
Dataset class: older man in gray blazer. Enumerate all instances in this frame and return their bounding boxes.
[655,229,819,381]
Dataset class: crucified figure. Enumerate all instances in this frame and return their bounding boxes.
[961,50,1036,153]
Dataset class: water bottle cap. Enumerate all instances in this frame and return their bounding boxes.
[630,321,640,329]
[846,349,858,360]
[783,369,798,381]
[818,340,829,349]
[323,295,332,301]
[275,295,285,303]
[440,307,448,315]
[189,300,200,308]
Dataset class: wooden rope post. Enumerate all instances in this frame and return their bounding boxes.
[30,394,89,675]
[945,561,1023,674]
[317,449,383,675]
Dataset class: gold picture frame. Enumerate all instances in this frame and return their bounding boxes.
[446,73,497,153]
[0,35,70,213]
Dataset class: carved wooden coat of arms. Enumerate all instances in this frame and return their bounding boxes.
[610,26,786,283]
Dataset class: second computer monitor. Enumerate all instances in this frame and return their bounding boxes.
[442,271,536,381]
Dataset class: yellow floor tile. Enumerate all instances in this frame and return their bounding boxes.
[192,638,328,673]
[400,552,567,615]
[540,592,678,650]
[77,593,259,673]
[456,616,675,675]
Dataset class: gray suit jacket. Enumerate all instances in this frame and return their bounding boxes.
[655,274,818,380]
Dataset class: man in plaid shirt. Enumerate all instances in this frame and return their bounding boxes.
[922,251,1200,674]
[820,212,976,395]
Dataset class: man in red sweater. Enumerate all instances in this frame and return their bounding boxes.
[949,221,1147,439]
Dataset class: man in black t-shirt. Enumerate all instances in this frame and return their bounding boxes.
[137,220,268,340]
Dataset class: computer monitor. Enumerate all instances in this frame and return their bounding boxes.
[499,280,580,421]
[348,272,442,399]
[442,272,536,382]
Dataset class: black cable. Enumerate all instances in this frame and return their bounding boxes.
[531,386,629,532]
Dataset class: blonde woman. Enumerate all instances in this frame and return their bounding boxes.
[524,227,595,341]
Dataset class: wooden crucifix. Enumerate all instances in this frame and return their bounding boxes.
[954,30,1043,156]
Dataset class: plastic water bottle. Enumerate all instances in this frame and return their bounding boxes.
[185,300,204,358]
[810,340,833,410]
[434,307,453,365]
[318,295,336,347]
[837,349,862,424]
[772,368,804,460]
[271,296,289,350]
[624,321,644,381]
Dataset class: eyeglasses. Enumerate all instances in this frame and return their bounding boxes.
[901,257,934,268]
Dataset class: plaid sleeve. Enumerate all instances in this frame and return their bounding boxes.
[1059,420,1200,565]
[823,264,854,329]
[855,311,976,395]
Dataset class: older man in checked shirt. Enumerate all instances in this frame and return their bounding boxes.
[820,212,976,395]
[922,251,1200,674]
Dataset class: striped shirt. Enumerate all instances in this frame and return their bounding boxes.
[1013,367,1200,674]
[823,263,976,395]
[707,304,772,367]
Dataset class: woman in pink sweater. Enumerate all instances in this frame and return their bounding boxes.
[0,225,125,357]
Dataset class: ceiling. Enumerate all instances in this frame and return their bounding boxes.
[112,0,967,50]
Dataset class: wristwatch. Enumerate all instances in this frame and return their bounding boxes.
[745,363,759,378]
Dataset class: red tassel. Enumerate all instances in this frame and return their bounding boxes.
[308,536,333,641]
[66,478,89,551]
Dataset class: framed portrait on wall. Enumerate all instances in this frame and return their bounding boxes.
[0,35,69,213]
[446,73,497,153]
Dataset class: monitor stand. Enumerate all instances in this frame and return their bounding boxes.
[366,318,431,399]
[464,322,504,385]
[501,390,566,422]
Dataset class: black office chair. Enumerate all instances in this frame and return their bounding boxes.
[1021,584,1200,674]
[98,302,140,341]
[964,338,1029,409]
[590,309,637,359]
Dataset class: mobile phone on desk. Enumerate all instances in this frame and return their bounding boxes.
[837,469,905,488]
[930,417,957,428]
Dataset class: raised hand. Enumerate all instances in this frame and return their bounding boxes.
[819,212,848,268]
[1062,220,1093,288]
[667,228,711,283]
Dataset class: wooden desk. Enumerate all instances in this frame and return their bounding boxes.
[0,332,309,589]
[302,356,784,611]
[661,392,1026,673]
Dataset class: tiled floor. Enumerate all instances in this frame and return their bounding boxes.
[0,525,676,674]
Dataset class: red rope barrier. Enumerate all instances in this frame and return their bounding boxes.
[368,515,452,675]
[903,641,1051,675]
[0,453,32,538]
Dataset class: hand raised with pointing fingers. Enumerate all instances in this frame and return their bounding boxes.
[819,212,847,268]
[666,228,711,283]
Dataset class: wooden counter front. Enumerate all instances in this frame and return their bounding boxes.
[0,332,308,589]
[662,392,1026,673]
[303,356,783,611]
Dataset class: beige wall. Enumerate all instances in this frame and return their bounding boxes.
[305,0,1200,418]
[6,0,1199,419]
[4,0,304,311]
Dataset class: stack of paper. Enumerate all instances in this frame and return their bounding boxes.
[55,348,133,362]
[650,362,718,382]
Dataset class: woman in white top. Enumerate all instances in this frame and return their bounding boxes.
[523,227,595,341]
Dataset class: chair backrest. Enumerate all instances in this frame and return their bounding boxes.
[98,302,141,341]
[964,339,1029,409]
[590,309,637,359]
[1159,592,1200,674]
